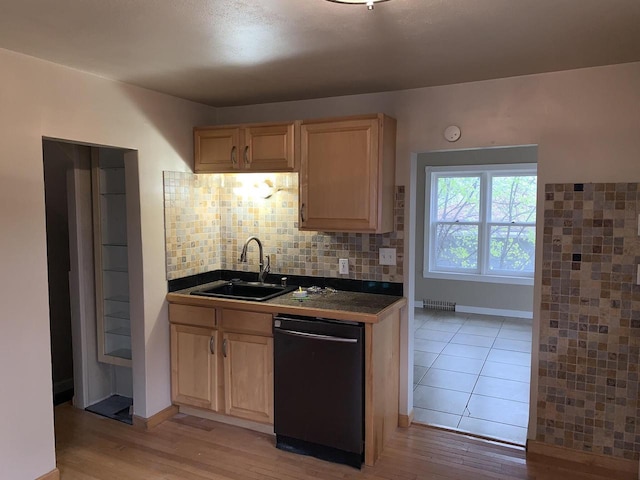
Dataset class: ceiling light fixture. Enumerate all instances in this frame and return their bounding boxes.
[326,0,390,11]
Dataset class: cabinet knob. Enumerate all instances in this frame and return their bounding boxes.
[300,203,306,223]
[223,338,228,358]
[209,336,215,355]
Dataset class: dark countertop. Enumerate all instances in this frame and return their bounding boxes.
[266,289,402,315]
[168,269,403,296]
[167,281,406,324]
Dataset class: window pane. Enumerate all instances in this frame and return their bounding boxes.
[491,175,537,223]
[436,176,480,222]
[489,226,535,273]
[434,224,478,270]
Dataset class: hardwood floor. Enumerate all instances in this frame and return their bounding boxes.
[54,404,633,480]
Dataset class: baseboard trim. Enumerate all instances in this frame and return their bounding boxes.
[36,468,60,480]
[413,302,533,319]
[527,440,639,477]
[398,409,414,428]
[455,305,533,319]
[179,405,275,435]
[133,405,178,430]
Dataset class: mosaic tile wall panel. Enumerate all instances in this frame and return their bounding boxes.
[538,183,640,461]
[164,172,404,283]
[163,172,222,279]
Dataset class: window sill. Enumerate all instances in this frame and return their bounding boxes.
[423,271,534,286]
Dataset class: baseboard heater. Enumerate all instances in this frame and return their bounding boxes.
[422,299,456,311]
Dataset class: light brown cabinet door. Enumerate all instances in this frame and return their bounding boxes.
[299,115,395,233]
[222,332,274,424]
[194,123,297,173]
[243,123,296,172]
[171,324,219,411]
[194,127,241,173]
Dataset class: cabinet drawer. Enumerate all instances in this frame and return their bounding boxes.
[169,303,217,328]
[221,309,272,336]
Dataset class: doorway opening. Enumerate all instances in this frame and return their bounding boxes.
[43,140,138,425]
[411,145,537,446]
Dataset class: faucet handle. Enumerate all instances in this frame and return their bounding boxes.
[264,254,271,274]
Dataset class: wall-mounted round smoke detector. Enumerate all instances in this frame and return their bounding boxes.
[444,125,461,142]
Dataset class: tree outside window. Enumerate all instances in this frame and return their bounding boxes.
[426,164,537,282]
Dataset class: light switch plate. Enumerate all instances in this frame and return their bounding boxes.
[379,248,396,266]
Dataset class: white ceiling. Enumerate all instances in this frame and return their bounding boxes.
[1,0,639,107]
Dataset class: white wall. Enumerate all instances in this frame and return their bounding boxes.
[0,48,216,480]
[218,61,640,436]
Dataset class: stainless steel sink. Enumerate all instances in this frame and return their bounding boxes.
[190,281,297,301]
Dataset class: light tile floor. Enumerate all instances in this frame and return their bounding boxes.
[413,308,533,446]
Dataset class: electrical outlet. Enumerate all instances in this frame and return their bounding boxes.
[339,258,349,275]
[379,248,396,266]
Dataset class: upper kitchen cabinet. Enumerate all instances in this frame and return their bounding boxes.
[194,122,297,173]
[299,114,397,233]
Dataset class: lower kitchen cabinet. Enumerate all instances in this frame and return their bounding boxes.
[167,296,406,467]
[170,324,219,411]
[222,332,274,424]
[169,305,274,425]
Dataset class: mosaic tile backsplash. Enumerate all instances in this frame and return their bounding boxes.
[538,183,640,461]
[163,172,221,277]
[163,172,404,283]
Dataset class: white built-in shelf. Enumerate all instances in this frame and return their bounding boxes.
[93,152,132,369]
[105,311,130,321]
[107,348,132,360]
[105,295,130,303]
[104,267,128,273]
[106,327,131,337]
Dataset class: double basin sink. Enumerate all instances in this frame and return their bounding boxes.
[190,280,297,302]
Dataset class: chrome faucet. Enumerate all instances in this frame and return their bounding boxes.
[239,236,270,283]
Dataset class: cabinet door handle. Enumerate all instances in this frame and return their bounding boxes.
[300,203,306,223]
[231,146,238,168]
[223,338,228,358]
[243,145,250,169]
[209,336,215,355]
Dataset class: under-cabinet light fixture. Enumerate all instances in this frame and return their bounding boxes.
[325,0,390,11]
[233,174,280,199]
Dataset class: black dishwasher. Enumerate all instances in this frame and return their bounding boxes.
[273,314,364,468]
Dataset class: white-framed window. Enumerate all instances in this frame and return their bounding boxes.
[424,163,537,285]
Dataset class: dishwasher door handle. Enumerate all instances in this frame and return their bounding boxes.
[277,329,358,343]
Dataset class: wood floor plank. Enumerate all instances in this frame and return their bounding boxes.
[54,404,634,479]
